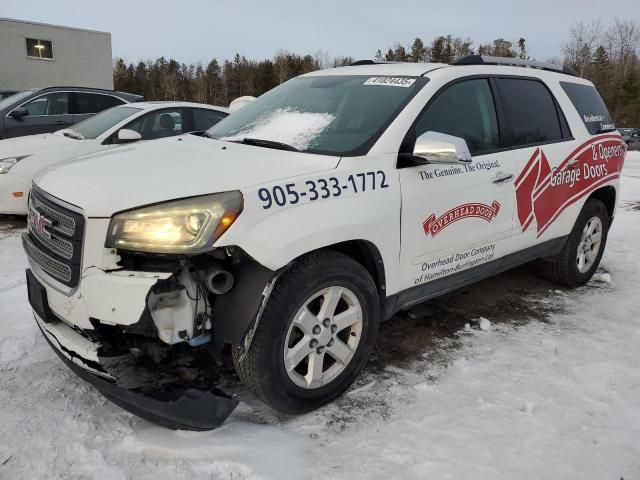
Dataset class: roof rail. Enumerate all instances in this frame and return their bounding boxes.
[348,59,403,66]
[452,55,577,76]
[35,86,143,100]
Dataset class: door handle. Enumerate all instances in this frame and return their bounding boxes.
[492,172,514,183]
[54,120,65,125]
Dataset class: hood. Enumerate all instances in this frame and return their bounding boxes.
[0,132,104,179]
[35,134,340,217]
[0,132,73,157]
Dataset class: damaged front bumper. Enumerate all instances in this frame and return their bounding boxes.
[22,186,277,430]
[27,267,239,430]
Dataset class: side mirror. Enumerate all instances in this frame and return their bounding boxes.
[117,129,142,143]
[9,107,28,120]
[413,131,472,164]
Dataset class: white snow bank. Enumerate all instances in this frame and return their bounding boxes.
[478,317,491,331]
[591,272,611,284]
[221,108,334,151]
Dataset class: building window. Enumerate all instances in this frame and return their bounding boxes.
[26,38,54,60]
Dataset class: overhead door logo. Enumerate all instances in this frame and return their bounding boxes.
[423,201,501,237]
[515,134,625,237]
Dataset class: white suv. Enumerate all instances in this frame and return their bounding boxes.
[23,56,626,430]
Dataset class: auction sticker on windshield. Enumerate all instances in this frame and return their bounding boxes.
[363,77,416,87]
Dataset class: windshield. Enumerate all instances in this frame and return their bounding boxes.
[70,106,142,140]
[207,75,427,156]
[0,90,32,111]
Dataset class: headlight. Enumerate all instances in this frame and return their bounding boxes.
[106,191,243,253]
[0,155,30,174]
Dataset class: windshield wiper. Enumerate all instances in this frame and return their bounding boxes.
[61,129,84,140]
[240,138,300,152]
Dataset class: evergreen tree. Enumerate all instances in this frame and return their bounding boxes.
[429,37,445,63]
[518,38,527,59]
[410,37,427,62]
[591,46,612,103]
[384,48,395,61]
[113,58,129,92]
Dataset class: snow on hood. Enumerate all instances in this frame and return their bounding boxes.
[220,108,335,151]
[34,134,339,217]
[0,133,73,157]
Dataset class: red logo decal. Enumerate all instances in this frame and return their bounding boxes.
[515,135,626,237]
[28,208,53,239]
[423,201,501,237]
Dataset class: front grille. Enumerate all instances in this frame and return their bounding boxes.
[30,193,76,236]
[25,187,85,287]
[30,222,74,259]
[23,235,73,282]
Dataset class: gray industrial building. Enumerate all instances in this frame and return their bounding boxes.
[0,18,113,90]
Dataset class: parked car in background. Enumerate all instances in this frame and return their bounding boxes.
[0,101,228,214]
[618,127,639,144]
[229,95,256,113]
[0,89,19,101]
[0,86,143,140]
[618,127,640,151]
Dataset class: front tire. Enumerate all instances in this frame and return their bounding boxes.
[233,250,379,414]
[545,198,610,287]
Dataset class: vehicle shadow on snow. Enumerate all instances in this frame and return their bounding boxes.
[234,263,577,430]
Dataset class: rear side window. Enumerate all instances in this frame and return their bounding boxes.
[74,93,125,114]
[496,78,564,147]
[193,109,227,131]
[414,79,500,155]
[124,108,185,140]
[560,82,615,135]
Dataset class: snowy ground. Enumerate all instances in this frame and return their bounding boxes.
[1,154,640,480]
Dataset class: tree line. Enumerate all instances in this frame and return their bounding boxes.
[113,18,640,126]
[562,19,640,126]
[112,51,352,108]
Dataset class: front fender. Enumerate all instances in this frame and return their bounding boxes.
[217,160,401,291]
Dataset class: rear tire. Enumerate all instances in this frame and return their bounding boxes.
[544,198,609,287]
[233,250,379,414]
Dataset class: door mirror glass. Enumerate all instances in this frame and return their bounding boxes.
[117,129,142,143]
[413,131,472,164]
[10,107,28,119]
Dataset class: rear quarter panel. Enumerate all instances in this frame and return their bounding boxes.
[513,76,625,248]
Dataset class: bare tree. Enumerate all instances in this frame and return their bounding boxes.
[274,49,290,84]
[563,19,602,76]
[602,18,640,114]
[314,50,332,70]
[603,18,640,74]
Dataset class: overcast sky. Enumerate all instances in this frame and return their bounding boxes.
[2,0,639,65]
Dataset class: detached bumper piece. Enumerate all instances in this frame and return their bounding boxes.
[28,269,238,431]
[43,331,238,430]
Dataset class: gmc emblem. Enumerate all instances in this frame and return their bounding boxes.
[29,208,53,239]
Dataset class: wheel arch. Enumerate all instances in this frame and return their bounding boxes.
[588,185,616,219]
[318,239,389,318]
